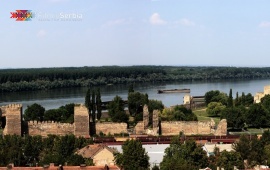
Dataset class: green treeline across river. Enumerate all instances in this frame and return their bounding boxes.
[1,66,270,92]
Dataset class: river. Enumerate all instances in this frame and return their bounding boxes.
[0,79,269,112]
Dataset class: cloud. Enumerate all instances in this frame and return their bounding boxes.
[37,29,46,38]
[176,18,195,26]
[259,21,270,28]
[149,13,166,25]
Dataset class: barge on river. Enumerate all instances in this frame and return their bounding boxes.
[157,88,190,94]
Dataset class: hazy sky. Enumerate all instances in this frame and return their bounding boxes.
[1,0,270,68]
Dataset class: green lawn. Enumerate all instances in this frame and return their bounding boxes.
[193,108,220,124]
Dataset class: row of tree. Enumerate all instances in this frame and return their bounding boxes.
[2,66,270,92]
[206,89,270,129]
[85,88,102,122]
[23,103,75,123]
[0,134,93,167]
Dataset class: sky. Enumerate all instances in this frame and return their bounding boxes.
[1,0,270,68]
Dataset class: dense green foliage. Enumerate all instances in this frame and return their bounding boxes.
[220,106,246,129]
[205,90,228,106]
[2,66,270,92]
[216,151,244,170]
[203,89,270,129]
[160,137,208,170]
[246,103,270,127]
[160,105,197,121]
[228,89,233,107]
[206,102,226,117]
[0,134,93,167]
[85,88,102,122]
[233,133,270,168]
[148,99,164,113]
[128,91,149,116]
[24,103,75,123]
[114,139,149,170]
[24,103,45,121]
[108,96,129,123]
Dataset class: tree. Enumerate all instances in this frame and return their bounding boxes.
[160,106,197,121]
[85,89,91,110]
[128,84,134,93]
[261,130,270,146]
[264,144,270,166]
[245,93,254,106]
[114,139,149,170]
[148,99,164,113]
[67,154,85,166]
[241,92,245,106]
[152,165,160,170]
[216,151,244,170]
[261,94,270,111]
[205,90,228,106]
[235,92,240,106]
[24,103,45,121]
[234,135,266,168]
[227,88,233,107]
[96,88,102,120]
[246,103,270,128]
[91,90,96,122]
[160,138,208,170]
[233,135,250,160]
[128,92,149,116]
[220,106,246,129]
[206,102,226,117]
[108,95,129,123]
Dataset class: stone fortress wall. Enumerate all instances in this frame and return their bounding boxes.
[135,105,227,136]
[0,104,128,137]
[28,121,74,137]
[96,123,127,135]
[1,104,22,136]
[1,103,227,137]
[161,119,227,136]
[254,85,270,103]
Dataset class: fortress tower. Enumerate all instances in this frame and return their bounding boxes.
[74,104,90,137]
[2,104,22,136]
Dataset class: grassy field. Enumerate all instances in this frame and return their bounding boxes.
[193,108,220,124]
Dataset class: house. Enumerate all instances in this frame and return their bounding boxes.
[202,143,233,157]
[76,144,117,166]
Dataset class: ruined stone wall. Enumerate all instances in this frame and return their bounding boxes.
[134,121,144,134]
[74,104,89,137]
[152,110,159,129]
[264,85,270,95]
[2,104,22,136]
[143,105,149,129]
[28,121,74,137]
[161,120,226,136]
[96,122,127,135]
[214,119,227,136]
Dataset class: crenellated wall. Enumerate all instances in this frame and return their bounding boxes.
[2,104,22,136]
[28,121,74,137]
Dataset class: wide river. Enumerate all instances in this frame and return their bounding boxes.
[1,79,270,112]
